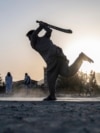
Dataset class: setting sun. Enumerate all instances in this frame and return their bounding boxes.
[79,62,94,74]
[64,36,100,74]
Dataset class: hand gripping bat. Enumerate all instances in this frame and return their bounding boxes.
[36,20,72,34]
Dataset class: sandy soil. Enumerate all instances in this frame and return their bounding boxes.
[0,98,100,133]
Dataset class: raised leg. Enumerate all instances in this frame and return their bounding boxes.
[60,52,94,77]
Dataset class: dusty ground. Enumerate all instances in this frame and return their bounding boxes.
[0,98,100,133]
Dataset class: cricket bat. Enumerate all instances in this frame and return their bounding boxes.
[36,20,72,34]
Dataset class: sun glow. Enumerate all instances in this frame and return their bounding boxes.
[80,62,94,74]
[64,37,100,73]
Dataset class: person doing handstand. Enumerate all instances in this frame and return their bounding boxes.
[26,21,94,100]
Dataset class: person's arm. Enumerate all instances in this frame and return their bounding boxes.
[30,22,52,48]
[36,21,52,38]
[39,21,52,38]
[24,76,27,84]
[31,25,43,45]
[29,25,43,48]
[44,25,52,38]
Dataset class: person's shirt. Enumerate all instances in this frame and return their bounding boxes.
[24,75,31,85]
[36,36,59,63]
[5,75,13,85]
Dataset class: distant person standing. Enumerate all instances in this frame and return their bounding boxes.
[5,72,13,94]
[24,73,31,88]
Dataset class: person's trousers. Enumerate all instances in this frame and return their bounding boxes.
[47,55,83,97]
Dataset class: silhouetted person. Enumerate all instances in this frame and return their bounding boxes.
[26,21,94,100]
[5,72,13,94]
[24,73,31,88]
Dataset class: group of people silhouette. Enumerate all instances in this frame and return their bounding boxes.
[4,72,31,94]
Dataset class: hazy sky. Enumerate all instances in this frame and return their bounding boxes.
[0,0,100,81]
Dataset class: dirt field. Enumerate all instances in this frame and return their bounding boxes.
[0,97,100,133]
